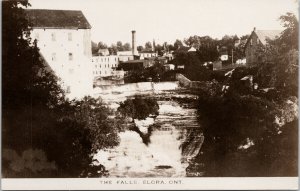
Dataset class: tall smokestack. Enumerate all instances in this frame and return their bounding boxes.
[152,39,156,52]
[131,30,138,55]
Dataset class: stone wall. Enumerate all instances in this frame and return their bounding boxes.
[175,73,191,87]
[176,73,204,89]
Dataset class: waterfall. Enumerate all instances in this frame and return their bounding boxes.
[92,92,203,177]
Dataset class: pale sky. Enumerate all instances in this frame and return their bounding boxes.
[29,0,298,46]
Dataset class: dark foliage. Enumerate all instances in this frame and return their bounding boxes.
[2,1,119,177]
[173,52,207,81]
[118,96,159,120]
[255,13,298,96]
[196,88,297,176]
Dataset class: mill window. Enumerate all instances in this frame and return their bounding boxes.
[52,53,56,61]
[51,33,56,41]
[68,32,72,41]
[69,53,73,61]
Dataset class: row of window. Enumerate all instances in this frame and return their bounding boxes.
[35,32,73,41]
[250,38,260,46]
[92,57,118,62]
[118,57,131,61]
[93,71,113,75]
[95,64,117,68]
[140,53,157,57]
[51,53,73,61]
[52,32,72,41]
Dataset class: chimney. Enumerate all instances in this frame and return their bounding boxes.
[152,39,156,52]
[131,30,138,55]
[253,27,256,32]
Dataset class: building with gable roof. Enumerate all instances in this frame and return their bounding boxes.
[174,46,197,54]
[245,27,281,65]
[97,48,110,56]
[26,9,93,99]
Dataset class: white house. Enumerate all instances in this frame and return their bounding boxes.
[220,55,228,61]
[163,51,174,61]
[91,55,119,78]
[138,50,158,59]
[26,9,93,99]
[116,51,134,62]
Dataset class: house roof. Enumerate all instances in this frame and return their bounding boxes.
[255,30,281,45]
[25,9,91,29]
[139,50,156,53]
[117,51,133,56]
[120,60,144,64]
[174,46,196,53]
[177,46,191,51]
[144,57,156,60]
[98,49,109,53]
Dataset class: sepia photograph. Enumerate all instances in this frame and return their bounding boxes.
[1,0,299,189]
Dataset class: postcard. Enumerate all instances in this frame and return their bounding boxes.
[2,0,298,190]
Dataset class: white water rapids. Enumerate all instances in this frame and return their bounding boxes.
[92,87,203,177]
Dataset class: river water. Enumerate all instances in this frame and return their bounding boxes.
[92,88,204,177]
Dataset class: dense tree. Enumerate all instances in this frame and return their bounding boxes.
[2,1,120,178]
[197,36,219,62]
[117,96,159,145]
[2,0,63,110]
[2,0,65,176]
[234,35,249,60]
[97,41,108,49]
[118,96,159,121]
[174,39,183,50]
[145,41,152,50]
[108,43,118,55]
[154,44,164,56]
[184,35,201,49]
[112,41,131,52]
[137,45,144,51]
[196,89,297,176]
[278,12,298,51]
[194,13,298,177]
[172,50,213,81]
[91,41,98,54]
[165,42,175,51]
[123,42,131,51]
[256,12,298,96]
[145,62,165,81]
[116,41,123,51]
[216,35,237,63]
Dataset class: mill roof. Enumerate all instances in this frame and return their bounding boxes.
[25,9,91,29]
[255,30,282,45]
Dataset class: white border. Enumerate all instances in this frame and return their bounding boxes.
[2,177,298,190]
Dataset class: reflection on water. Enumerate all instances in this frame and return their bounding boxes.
[93,97,204,177]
